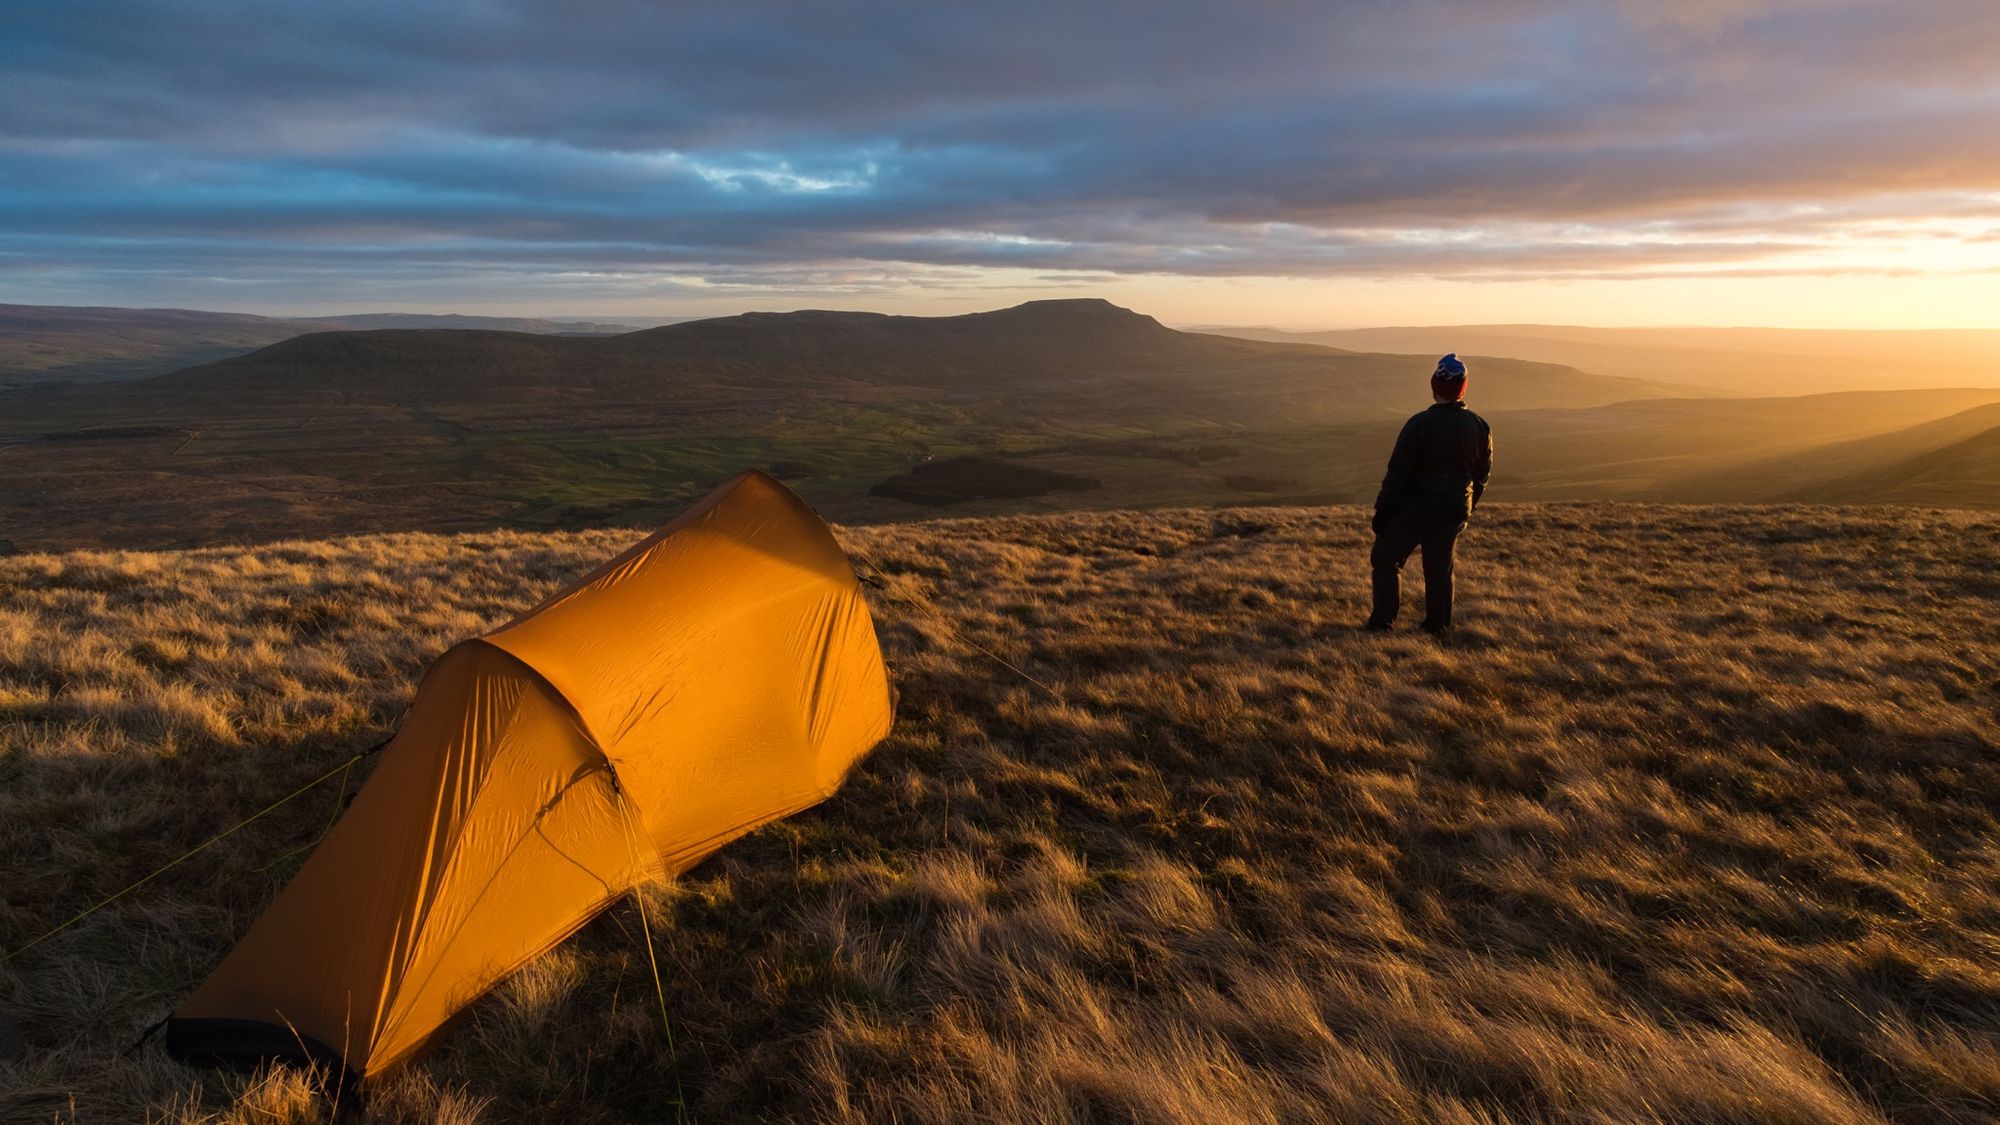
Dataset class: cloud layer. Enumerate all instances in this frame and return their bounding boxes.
[4,0,1997,308]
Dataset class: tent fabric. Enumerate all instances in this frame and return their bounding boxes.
[164,471,893,1080]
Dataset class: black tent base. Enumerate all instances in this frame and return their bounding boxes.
[164,1018,359,1088]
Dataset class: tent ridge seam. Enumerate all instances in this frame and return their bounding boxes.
[464,639,617,780]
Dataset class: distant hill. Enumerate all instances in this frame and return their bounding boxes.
[0,303,663,386]
[1191,323,2000,397]
[0,305,304,387]
[4,299,1998,550]
[1490,390,2000,499]
[1656,401,2000,503]
[0,299,1691,549]
[292,313,646,334]
[1789,420,2000,506]
[146,299,1668,417]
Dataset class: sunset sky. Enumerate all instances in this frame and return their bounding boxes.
[4,1,1997,327]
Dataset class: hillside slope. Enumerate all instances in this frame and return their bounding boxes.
[1658,402,2000,502]
[141,299,1663,415]
[1196,324,2000,397]
[0,300,1694,550]
[3,504,1997,1122]
[0,304,645,387]
[1794,424,2000,506]
[1489,389,2000,499]
[0,305,304,387]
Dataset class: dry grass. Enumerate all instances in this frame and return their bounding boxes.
[3,503,1998,1123]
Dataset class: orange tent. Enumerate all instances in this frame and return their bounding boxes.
[163,471,893,1079]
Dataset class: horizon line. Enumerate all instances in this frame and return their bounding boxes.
[7,297,2000,335]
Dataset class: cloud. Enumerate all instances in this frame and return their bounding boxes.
[2,0,1997,305]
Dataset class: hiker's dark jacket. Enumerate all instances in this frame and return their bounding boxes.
[1374,402,1493,522]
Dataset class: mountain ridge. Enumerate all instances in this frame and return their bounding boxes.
[0,303,663,387]
[0,298,1703,550]
[1193,323,2000,396]
[131,298,1667,411]
[4,300,1997,552]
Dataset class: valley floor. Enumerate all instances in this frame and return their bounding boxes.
[2,503,1998,1122]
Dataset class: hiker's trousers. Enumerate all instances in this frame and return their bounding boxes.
[1369,508,1465,629]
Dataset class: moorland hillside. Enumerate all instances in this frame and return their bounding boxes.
[1660,402,2000,503]
[0,304,640,387]
[0,300,1687,551]
[1796,424,2000,507]
[6,301,2000,553]
[134,299,1659,412]
[1198,324,2000,397]
[1491,391,2000,500]
[2,503,1996,1122]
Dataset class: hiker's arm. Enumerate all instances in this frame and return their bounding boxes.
[1471,422,1492,510]
[1374,418,1419,515]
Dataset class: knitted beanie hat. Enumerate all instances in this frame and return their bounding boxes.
[1431,353,1467,401]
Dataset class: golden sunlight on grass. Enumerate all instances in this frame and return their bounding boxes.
[2,504,1998,1121]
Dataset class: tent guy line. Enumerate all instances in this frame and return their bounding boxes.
[849,549,1066,703]
[0,744,385,970]
[615,785,692,1123]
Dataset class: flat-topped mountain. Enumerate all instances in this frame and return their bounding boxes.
[634,297,1188,351]
[141,298,1663,416]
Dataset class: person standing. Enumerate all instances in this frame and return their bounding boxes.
[1365,354,1492,634]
